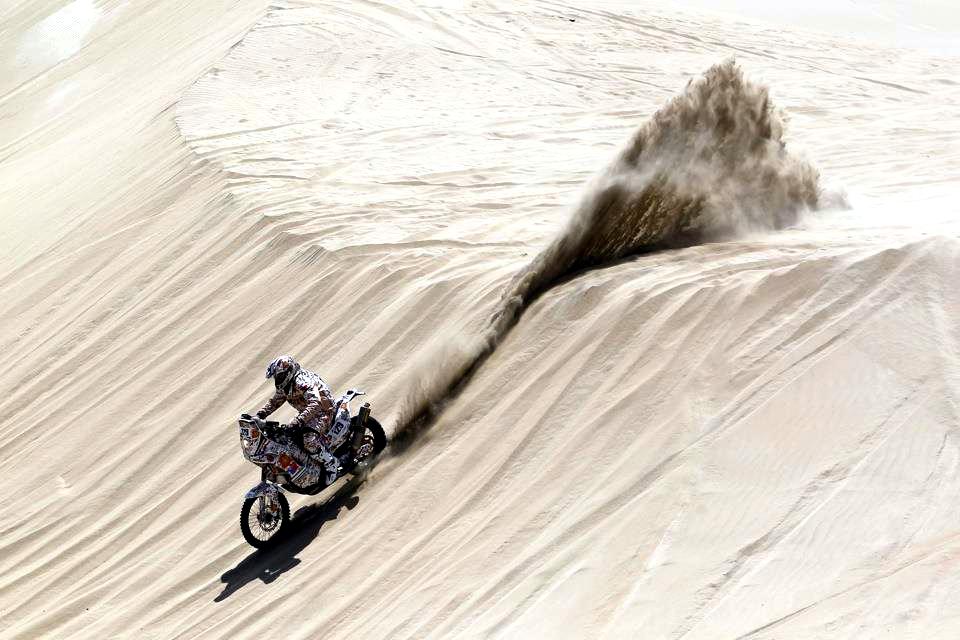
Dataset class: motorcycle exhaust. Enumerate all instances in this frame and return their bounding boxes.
[350,402,371,453]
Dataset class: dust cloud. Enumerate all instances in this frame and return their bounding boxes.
[391,61,820,450]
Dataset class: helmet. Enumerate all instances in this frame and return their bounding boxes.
[265,355,301,394]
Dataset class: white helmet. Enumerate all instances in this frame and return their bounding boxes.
[265,355,301,394]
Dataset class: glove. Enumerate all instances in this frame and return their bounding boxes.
[286,421,305,449]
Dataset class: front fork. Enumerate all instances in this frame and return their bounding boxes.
[246,479,282,521]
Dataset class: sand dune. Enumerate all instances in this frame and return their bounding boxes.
[2,1,959,638]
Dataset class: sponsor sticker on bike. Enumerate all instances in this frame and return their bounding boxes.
[277,453,300,475]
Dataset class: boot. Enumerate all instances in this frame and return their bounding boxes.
[314,448,341,486]
[324,462,340,486]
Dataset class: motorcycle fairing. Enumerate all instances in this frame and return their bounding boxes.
[239,418,323,488]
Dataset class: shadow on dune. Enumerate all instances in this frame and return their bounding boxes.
[215,483,361,602]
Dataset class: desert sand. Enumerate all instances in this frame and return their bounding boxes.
[2,1,959,638]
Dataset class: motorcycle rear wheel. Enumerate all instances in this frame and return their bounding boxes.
[344,417,387,477]
[240,491,290,549]
[365,417,387,455]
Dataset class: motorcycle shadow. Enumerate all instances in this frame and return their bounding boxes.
[214,480,362,602]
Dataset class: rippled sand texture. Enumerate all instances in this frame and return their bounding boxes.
[2,1,960,639]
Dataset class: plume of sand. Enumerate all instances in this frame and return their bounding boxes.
[389,331,486,450]
[390,60,820,450]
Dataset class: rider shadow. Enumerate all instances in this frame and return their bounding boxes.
[214,482,361,602]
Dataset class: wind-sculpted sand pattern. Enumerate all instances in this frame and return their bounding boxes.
[2,1,960,638]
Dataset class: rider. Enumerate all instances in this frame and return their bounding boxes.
[255,355,341,485]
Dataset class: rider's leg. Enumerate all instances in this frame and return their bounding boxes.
[314,444,340,485]
[301,430,340,485]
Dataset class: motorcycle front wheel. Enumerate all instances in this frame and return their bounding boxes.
[240,491,290,549]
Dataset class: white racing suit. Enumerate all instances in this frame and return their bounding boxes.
[256,367,341,484]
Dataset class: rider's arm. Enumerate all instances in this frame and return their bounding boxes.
[256,390,285,419]
[291,384,334,431]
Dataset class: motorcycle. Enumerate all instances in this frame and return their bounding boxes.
[236,389,387,548]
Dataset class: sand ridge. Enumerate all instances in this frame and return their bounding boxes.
[1,1,960,638]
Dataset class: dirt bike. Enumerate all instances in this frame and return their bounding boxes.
[236,389,386,548]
